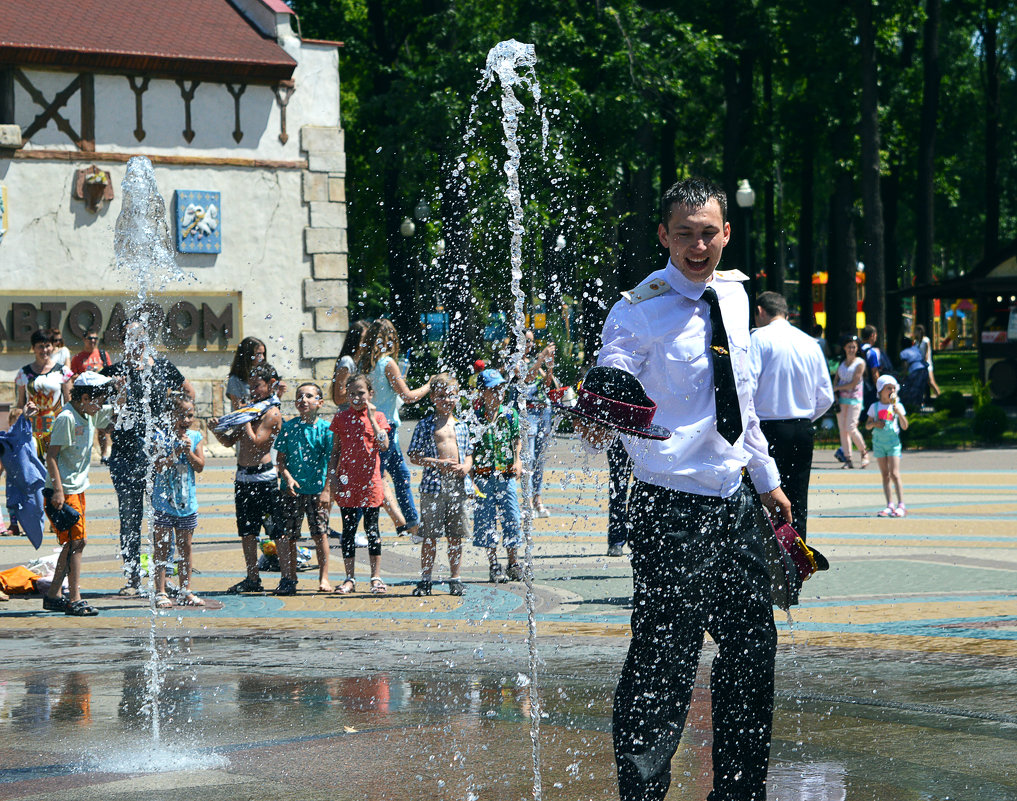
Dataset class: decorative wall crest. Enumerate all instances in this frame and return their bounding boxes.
[174,190,221,253]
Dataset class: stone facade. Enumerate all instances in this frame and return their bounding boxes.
[0,2,348,415]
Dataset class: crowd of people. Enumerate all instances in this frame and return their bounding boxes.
[1,302,925,614]
[1,315,560,610]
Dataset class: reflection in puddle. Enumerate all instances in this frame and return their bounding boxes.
[0,648,1013,799]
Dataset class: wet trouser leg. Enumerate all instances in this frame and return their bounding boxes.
[607,438,633,548]
[109,457,146,587]
[613,480,777,801]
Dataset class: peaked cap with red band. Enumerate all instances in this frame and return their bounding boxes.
[553,366,671,441]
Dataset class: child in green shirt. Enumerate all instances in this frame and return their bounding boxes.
[471,370,524,583]
[43,371,114,616]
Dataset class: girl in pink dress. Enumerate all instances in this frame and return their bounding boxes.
[325,375,390,595]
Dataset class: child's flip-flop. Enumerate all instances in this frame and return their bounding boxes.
[335,578,356,595]
[369,578,387,595]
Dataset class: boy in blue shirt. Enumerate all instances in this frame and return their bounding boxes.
[274,383,334,594]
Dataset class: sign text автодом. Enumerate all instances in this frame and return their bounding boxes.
[1,293,241,351]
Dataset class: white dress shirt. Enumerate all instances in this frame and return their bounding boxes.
[749,318,835,421]
[598,260,781,498]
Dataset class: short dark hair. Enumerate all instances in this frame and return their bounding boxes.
[296,382,323,399]
[861,324,877,342]
[661,177,728,227]
[348,373,373,393]
[249,364,279,384]
[70,383,112,403]
[756,291,788,318]
[30,329,50,346]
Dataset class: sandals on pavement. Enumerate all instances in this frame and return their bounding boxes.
[411,580,432,597]
[65,599,99,616]
[118,585,141,597]
[335,578,356,595]
[860,451,870,468]
[370,577,388,595]
[273,578,298,596]
[448,578,464,597]
[226,577,264,594]
[155,592,173,609]
[179,591,205,606]
[43,596,68,612]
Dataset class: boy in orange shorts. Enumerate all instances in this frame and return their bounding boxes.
[43,371,114,616]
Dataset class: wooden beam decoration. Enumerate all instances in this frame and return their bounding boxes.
[79,73,94,152]
[127,76,150,141]
[15,69,81,143]
[225,83,246,143]
[273,81,295,145]
[176,79,200,143]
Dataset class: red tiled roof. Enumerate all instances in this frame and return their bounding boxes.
[259,0,294,13]
[0,0,298,83]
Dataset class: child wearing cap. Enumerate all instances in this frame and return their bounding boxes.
[865,375,910,517]
[471,369,524,583]
[42,371,114,616]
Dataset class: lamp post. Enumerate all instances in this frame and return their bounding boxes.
[735,179,756,324]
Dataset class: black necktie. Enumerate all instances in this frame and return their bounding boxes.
[702,286,743,445]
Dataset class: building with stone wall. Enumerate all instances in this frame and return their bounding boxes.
[0,0,349,416]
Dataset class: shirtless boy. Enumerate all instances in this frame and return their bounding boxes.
[407,373,473,596]
[211,363,283,593]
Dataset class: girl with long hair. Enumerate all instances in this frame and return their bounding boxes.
[358,319,430,535]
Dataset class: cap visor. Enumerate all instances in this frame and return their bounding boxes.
[553,403,671,441]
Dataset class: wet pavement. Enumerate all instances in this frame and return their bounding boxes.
[1,440,1015,799]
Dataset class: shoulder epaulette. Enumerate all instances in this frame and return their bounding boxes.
[621,278,670,304]
[714,269,749,282]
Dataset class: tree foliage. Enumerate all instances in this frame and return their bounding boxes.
[293,0,1017,361]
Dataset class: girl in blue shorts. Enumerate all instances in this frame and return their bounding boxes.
[866,375,909,517]
[152,395,205,606]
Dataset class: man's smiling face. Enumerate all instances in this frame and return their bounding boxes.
[658,197,731,283]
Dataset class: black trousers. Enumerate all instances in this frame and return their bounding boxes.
[613,480,776,801]
[758,418,815,543]
[108,456,146,587]
[607,438,633,548]
[339,507,381,558]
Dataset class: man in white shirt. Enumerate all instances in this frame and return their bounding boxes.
[597,178,792,801]
[749,291,834,548]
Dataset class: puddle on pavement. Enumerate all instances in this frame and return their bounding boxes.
[1,637,1015,800]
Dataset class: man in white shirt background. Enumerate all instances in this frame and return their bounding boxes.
[597,178,792,801]
[749,290,835,551]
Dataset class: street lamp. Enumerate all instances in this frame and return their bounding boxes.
[735,179,756,324]
[414,201,432,222]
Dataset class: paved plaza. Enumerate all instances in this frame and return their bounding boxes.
[1,436,1015,800]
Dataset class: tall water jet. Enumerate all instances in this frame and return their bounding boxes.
[111,156,186,743]
[480,39,545,801]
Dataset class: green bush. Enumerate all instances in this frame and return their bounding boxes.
[903,409,948,442]
[933,390,967,418]
[971,403,1009,444]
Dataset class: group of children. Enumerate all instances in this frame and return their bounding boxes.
[200,363,527,599]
